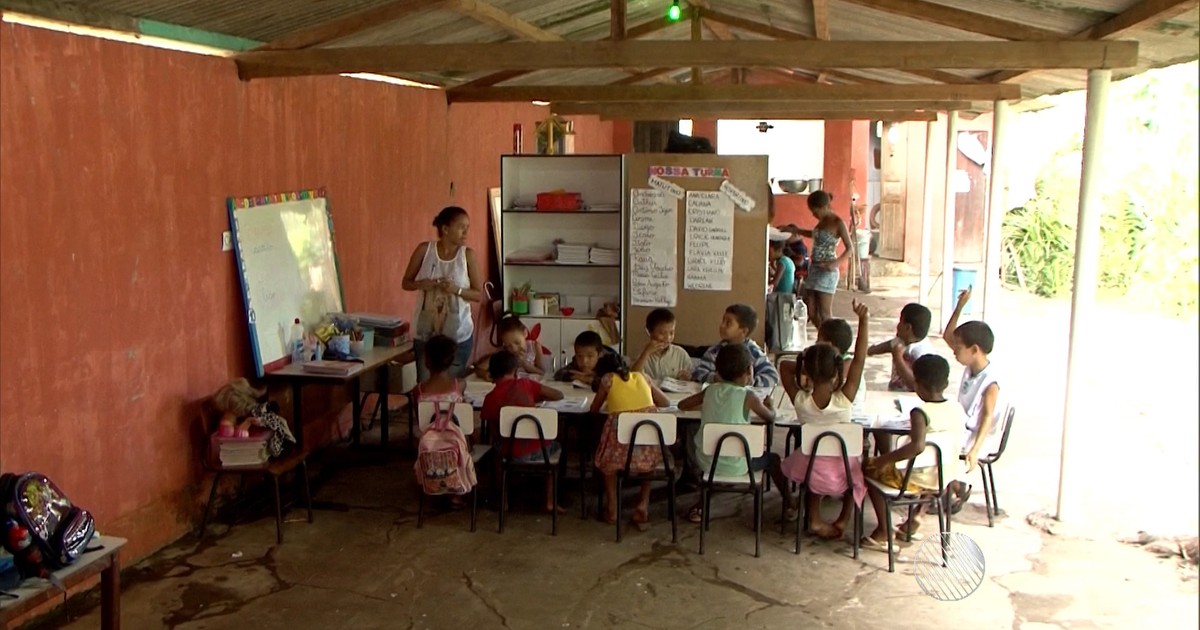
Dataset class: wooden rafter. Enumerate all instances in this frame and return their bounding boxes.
[448,15,678,90]
[445,84,1022,103]
[700,8,814,41]
[446,0,561,41]
[551,99,977,115]
[812,0,831,40]
[608,68,674,85]
[901,69,983,85]
[254,0,442,51]
[836,0,1061,40]
[691,6,703,85]
[610,0,625,40]
[236,41,1139,79]
[592,107,940,121]
[990,0,1198,83]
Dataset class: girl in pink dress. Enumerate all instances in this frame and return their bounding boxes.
[775,301,870,540]
[414,334,467,406]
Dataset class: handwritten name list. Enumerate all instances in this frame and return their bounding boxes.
[630,188,678,307]
[684,191,734,291]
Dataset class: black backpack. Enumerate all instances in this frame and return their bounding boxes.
[0,472,95,578]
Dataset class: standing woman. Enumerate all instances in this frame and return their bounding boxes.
[402,206,483,380]
[795,191,853,329]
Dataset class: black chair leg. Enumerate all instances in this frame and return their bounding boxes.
[884,498,895,573]
[795,487,806,555]
[551,470,558,536]
[987,462,1000,515]
[615,475,624,542]
[418,491,425,529]
[470,487,478,533]
[753,488,762,558]
[498,468,508,534]
[272,475,284,544]
[704,486,714,532]
[667,474,678,543]
[301,461,313,523]
[698,486,708,555]
[903,505,915,542]
[199,472,221,538]
[852,503,861,560]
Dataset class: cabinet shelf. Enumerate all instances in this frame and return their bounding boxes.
[504,262,620,268]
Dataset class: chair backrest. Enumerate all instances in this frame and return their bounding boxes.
[989,406,1016,459]
[498,406,559,441]
[798,423,863,457]
[617,413,677,446]
[416,402,475,435]
[701,423,766,459]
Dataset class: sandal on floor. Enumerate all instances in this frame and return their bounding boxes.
[686,505,703,524]
[783,507,800,523]
[950,484,973,515]
[860,537,890,552]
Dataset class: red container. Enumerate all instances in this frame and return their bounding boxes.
[536,192,582,211]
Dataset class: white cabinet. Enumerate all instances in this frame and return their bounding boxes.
[499,155,626,353]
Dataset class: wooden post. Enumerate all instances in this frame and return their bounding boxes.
[918,119,936,305]
[940,111,959,331]
[691,7,703,85]
[983,99,1009,320]
[1057,69,1111,522]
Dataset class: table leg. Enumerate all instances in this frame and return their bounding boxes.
[379,362,390,449]
[100,554,120,630]
[350,378,362,448]
[291,382,304,450]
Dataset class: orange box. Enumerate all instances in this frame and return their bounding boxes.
[536,192,582,211]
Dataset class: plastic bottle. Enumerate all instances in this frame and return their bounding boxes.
[559,350,568,372]
[290,318,306,363]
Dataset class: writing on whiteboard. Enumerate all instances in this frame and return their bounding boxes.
[629,189,678,307]
[684,191,734,291]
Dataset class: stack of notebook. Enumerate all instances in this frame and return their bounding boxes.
[589,246,620,265]
[555,243,591,265]
[212,434,270,468]
[301,360,360,376]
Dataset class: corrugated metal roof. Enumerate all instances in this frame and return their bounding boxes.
[45,0,1200,99]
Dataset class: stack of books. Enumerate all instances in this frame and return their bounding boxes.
[555,243,591,265]
[373,321,411,347]
[589,247,620,265]
[211,433,270,468]
[301,360,360,376]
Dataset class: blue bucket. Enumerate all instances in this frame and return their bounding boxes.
[952,267,977,314]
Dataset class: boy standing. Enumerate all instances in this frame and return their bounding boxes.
[867,303,934,392]
[691,304,780,387]
[944,288,1003,485]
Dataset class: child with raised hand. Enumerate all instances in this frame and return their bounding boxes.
[943,287,1002,512]
[413,334,466,404]
[481,350,565,514]
[691,304,780,387]
[678,344,785,523]
[591,353,671,529]
[867,303,935,392]
[554,330,611,387]
[631,308,693,382]
[772,300,870,539]
[473,316,547,380]
[862,354,965,547]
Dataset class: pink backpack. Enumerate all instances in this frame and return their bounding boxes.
[414,402,477,495]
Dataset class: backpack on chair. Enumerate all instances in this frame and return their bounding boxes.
[414,403,477,496]
[0,472,95,579]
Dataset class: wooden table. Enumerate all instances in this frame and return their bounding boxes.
[264,345,413,449]
[1,536,126,630]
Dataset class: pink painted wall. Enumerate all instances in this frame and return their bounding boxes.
[0,22,612,568]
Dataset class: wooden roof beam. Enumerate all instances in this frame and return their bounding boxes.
[699,8,813,41]
[552,100,977,115]
[254,0,443,51]
[990,0,1197,83]
[610,0,625,40]
[608,67,675,85]
[446,0,561,41]
[836,0,1062,40]
[812,0,831,40]
[592,107,941,121]
[446,84,1021,103]
[236,41,1140,80]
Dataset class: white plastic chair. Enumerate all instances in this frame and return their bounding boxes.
[698,423,767,558]
[615,413,679,543]
[793,423,864,557]
[414,402,490,532]
[497,407,560,535]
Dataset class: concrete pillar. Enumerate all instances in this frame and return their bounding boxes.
[940,111,959,331]
[983,100,1010,321]
[1057,69,1111,522]
[918,119,936,305]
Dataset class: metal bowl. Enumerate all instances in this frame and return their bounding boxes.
[777,179,808,194]
[806,178,823,192]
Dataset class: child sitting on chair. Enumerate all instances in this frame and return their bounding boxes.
[867,303,935,392]
[691,304,780,387]
[679,344,784,524]
[862,355,964,548]
[473,315,547,380]
[414,334,466,404]
[631,308,693,383]
[554,330,612,387]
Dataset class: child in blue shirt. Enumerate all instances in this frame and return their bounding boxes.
[691,304,780,387]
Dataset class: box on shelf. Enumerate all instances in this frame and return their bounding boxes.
[536,192,582,211]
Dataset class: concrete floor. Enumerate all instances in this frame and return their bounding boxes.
[26,276,1200,629]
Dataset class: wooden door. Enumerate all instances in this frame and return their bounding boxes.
[877,125,907,261]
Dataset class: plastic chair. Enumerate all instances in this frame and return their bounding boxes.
[865,432,955,573]
[697,424,767,558]
[197,400,312,545]
[614,413,679,543]
[497,407,561,535]
[961,406,1016,527]
[414,402,490,532]
[792,423,864,558]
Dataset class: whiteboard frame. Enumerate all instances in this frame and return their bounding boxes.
[226,188,346,377]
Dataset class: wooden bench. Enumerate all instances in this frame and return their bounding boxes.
[0,535,126,630]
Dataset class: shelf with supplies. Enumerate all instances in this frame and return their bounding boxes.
[500,154,626,353]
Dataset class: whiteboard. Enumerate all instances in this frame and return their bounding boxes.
[227,191,345,377]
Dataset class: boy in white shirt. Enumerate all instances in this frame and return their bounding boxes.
[867,302,935,392]
[632,308,693,382]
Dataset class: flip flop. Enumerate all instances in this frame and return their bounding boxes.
[950,484,973,515]
[859,537,890,552]
[686,505,703,524]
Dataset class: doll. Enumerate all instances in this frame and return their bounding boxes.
[211,378,296,457]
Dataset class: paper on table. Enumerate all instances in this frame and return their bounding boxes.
[629,188,678,307]
[895,395,922,416]
[660,377,701,394]
[572,380,592,389]
[684,190,734,291]
[874,413,912,430]
[541,397,591,413]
